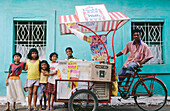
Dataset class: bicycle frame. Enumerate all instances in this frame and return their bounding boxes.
[118,71,157,97]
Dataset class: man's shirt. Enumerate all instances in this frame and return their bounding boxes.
[121,40,153,67]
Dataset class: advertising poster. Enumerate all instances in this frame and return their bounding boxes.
[90,34,108,62]
[67,62,78,88]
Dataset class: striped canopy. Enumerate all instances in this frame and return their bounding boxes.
[59,5,130,34]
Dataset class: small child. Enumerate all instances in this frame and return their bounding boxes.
[5,53,26,111]
[44,52,59,110]
[38,60,50,110]
[24,48,40,111]
[65,47,76,60]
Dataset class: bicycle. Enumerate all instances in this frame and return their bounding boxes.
[118,67,167,111]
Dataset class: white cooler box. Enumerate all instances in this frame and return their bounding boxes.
[56,59,111,100]
[57,59,112,81]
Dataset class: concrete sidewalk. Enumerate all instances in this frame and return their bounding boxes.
[1,96,170,111]
[1,96,170,106]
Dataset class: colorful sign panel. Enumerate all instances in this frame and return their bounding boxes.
[90,34,108,62]
[70,69,79,80]
[65,23,108,62]
[67,62,78,88]
[75,4,111,22]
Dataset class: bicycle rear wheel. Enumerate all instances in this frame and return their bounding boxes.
[68,89,98,111]
[134,78,167,111]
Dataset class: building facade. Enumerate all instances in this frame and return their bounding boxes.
[0,0,170,96]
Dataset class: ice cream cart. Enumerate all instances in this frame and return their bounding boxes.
[55,4,167,111]
[56,4,129,111]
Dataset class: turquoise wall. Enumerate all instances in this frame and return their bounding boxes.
[0,0,170,96]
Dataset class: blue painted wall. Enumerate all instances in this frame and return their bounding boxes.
[0,0,170,96]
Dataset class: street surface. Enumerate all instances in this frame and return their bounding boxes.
[0,104,170,111]
[1,97,170,111]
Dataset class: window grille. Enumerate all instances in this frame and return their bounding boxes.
[14,21,47,62]
[131,22,163,64]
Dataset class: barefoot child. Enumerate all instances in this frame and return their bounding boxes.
[38,60,50,110]
[24,48,40,110]
[44,52,59,110]
[5,53,26,111]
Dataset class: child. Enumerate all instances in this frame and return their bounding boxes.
[24,48,40,111]
[38,60,50,110]
[5,53,26,111]
[44,52,59,110]
[65,47,76,60]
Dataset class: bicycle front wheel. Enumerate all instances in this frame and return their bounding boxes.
[134,78,167,111]
[68,89,98,111]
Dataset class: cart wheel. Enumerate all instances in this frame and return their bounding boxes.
[68,89,98,111]
[133,78,167,111]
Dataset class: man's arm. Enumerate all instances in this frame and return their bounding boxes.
[109,51,123,59]
[116,51,123,57]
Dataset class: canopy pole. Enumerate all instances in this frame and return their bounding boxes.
[112,21,123,59]
[106,29,113,36]
[78,24,110,64]
[112,20,123,80]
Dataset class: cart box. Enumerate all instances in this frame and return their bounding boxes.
[57,59,112,82]
[56,59,111,100]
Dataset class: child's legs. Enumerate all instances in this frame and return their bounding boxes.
[39,83,47,108]
[28,87,33,108]
[39,83,43,107]
[51,94,55,107]
[5,101,10,110]
[33,85,39,108]
[47,94,51,108]
[43,92,47,108]
[12,102,16,109]
[39,99,42,108]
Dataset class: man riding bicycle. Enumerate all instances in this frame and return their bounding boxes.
[116,29,154,91]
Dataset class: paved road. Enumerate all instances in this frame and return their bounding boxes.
[1,104,170,111]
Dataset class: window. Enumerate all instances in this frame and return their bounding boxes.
[132,22,163,64]
[14,21,47,62]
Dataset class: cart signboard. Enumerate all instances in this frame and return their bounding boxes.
[75,4,111,22]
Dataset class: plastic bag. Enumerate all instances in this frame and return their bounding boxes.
[112,77,118,96]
